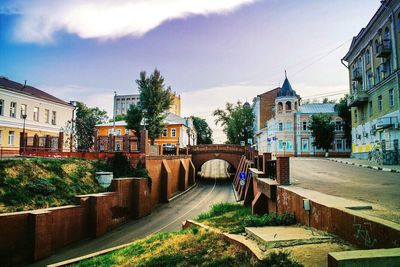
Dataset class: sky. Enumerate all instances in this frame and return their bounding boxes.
[0,0,381,143]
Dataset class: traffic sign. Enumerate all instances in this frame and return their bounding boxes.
[239,172,246,179]
[240,179,246,186]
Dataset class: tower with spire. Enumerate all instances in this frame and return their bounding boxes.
[275,72,300,116]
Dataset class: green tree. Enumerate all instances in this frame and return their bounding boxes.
[74,102,108,151]
[110,114,127,122]
[308,114,335,153]
[126,104,143,137]
[213,101,254,145]
[192,116,213,144]
[136,69,174,144]
[335,95,351,141]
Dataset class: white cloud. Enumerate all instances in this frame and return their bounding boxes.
[3,0,257,43]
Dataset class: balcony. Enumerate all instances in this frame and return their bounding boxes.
[377,39,392,58]
[351,68,362,81]
[375,117,398,130]
[347,91,368,107]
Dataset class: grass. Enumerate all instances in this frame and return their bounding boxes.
[73,227,303,267]
[0,158,108,213]
[196,203,296,234]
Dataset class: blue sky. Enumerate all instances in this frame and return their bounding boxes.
[0,0,380,142]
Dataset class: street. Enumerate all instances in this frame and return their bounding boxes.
[291,157,400,223]
[31,160,234,266]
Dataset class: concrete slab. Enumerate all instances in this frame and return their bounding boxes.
[246,226,332,248]
[280,186,372,210]
[328,247,400,267]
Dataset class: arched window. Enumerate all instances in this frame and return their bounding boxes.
[285,101,292,111]
[294,101,298,110]
[277,102,283,113]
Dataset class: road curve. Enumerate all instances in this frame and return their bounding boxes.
[31,163,234,266]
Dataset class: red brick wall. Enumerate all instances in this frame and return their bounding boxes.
[276,157,290,185]
[258,88,280,128]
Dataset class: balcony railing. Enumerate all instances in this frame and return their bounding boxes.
[347,91,368,107]
[377,39,392,58]
[351,68,362,81]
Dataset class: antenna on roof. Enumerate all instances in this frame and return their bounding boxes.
[284,70,287,79]
[22,80,27,89]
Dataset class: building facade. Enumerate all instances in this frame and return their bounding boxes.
[342,0,400,163]
[114,94,182,116]
[95,113,196,150]
[252,87,280,151]
[0,77,74,150]
[259,78,350,157]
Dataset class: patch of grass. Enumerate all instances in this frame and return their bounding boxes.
[0,158,107,213]
[196,203,296,233]
[73,227,303,267]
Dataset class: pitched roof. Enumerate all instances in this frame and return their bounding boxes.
[0,77,71,106]
[298,103,337,114]
[277,78,299,98]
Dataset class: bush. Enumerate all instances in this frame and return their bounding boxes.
[26,178,56,195]
[244,213,296,228]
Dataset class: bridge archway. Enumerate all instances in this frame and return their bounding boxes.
[198,159,235,180]
[189,144,254,179]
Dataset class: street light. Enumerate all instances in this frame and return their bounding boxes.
[22,114,27,152]
[186,128,191,146]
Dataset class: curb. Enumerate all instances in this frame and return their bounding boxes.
[168,182,198,202]
[327,158,400,173]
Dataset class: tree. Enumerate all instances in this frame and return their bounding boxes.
[192,116,213,144]
[213,101,254,145]
[126,104,143,137]
[136,69,174,144]
[73,102,108,151]
[308,114,335,153]
[110,114,127,122]
[335,95,351,141]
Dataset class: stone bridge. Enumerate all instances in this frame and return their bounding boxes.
[188,144,256,176]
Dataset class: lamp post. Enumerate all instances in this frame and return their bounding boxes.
[70,101,78,152]
[22,114,27,152]
[186,128,191,146]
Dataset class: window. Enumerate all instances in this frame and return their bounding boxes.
[384,27,390,41]
[366,49,371,65]
[277,102,283,113]
[278,140,283,150]
[389,89,394,107]
[0,99,4,116]
[162,128,167,137]
[302,121,308,131]
[33,107,39,121]
[354,110,358,123]
[8,131,15,145]
[20,104,27,118]
[378,95,383,112]
[45,109,50,123]
[376,66,381,83]
[375,39,379,54]
[286,140,293,150]
[336,139,343,151]
[285,101,292,111]
[115,129,121,136]
[368,101,373,117]
[335,120,342,131]
[286,121,292,131]
[367,69,373,89]
[278,122,283,131]
[9,102,16,118]
[51,111,57,125]
[171,128,176,137]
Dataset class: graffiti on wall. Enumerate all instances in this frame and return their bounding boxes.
[353,221,377,248]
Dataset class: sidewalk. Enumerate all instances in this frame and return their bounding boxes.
[327,158,400,173]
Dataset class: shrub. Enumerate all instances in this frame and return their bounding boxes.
[244,213,296,228]
[26,178,56,195]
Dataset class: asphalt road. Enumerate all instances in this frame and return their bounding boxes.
[290,157,400,223]
[32,160,234,266]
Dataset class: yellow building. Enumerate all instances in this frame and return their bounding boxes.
[95,113,197,149]
[0,77,74,151]
[114,94,181,116]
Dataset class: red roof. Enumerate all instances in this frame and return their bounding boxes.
[0,77,71,106]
